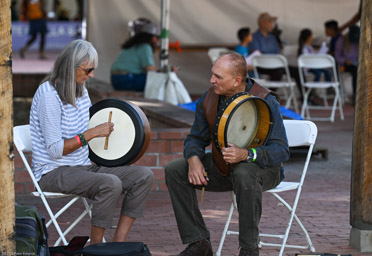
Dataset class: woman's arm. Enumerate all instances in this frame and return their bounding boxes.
[62,122,114,155]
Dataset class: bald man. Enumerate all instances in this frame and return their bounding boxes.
[165,52,289,256]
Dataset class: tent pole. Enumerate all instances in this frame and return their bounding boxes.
[160,0,170,71]
[82,0,88,40]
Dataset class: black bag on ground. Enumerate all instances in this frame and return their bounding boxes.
[15,204,49,256]
[81,242,151,256]
[49,236,89,256]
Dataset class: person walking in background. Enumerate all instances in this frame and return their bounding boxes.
[335,25,359,103]
[110,23,160,92]
[20,0,48,60]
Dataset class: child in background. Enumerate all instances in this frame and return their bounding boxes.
[234,27,256,76]
[234,27,252,58]
[298,28,331,82]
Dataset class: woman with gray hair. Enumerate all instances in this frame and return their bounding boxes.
[30,39,154,244]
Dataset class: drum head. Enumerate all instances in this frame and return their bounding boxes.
[226,100,258,149]
[214,92,273,153]
[88,99,149,167]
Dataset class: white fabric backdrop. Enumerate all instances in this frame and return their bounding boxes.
[88,0,359,86]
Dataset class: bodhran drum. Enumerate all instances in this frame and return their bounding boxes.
[88,99,150,167]
[213,92,273,153]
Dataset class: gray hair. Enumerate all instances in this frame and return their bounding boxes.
[43,39,98,107]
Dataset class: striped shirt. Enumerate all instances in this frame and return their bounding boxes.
[30,81,92,181]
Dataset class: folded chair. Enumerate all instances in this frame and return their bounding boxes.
[216,120,317,256]
[298,54,344,122]
[207,47,230,64]
[252,54,299,113]
[13,124,93,246]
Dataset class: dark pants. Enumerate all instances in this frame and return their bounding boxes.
[343,64,358,102]
[165,154,280,250]
[308,68,331,82]
[25,19,47,52]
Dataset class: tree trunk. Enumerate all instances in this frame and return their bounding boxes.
[0,0,15,254]
[351,0,372,228]
[350,0,372,251]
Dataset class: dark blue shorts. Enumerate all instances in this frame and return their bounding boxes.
[28,19,48,35]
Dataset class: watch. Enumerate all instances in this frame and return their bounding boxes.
[246,149,253,162]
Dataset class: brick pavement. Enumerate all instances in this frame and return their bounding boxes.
[15,104,372,256]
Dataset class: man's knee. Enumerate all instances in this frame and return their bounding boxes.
[233,163,261,187]
[165,158,188,181]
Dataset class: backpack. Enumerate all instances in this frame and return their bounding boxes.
[81,242,151,256]
[15,204,49,256]
[49,236,89,256]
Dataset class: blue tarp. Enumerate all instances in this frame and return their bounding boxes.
[179,99,302,120]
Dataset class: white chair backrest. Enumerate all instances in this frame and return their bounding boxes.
[298,54,338,85]
[283,120,317,147]
[13,125,32,152]
[208,47,230,64]
[252,54,288,69]
[252,54,291,82]
[298,54,335,69]
[13,124,41,191]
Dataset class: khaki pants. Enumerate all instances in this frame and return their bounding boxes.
[39,164,154,229]
[165,153,280,250]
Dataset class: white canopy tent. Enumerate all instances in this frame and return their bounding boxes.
[87,0,359,93]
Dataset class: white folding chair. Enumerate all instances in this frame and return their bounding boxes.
[217,120,317,256]
[298,54,344,122]
[252,54,299,113]
[207,47,230,64]
[13,125,93,246]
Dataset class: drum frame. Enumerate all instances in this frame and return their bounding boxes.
[213,92,273,153]
[88,99,150,167]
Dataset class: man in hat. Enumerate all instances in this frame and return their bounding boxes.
[249,12,303,101]
[250,12,280,54]
[165,52,289,256]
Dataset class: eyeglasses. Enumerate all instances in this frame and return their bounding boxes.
[79,67,95,75]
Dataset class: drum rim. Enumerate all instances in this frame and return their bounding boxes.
[213,92,273,154]
[88,99,148,167]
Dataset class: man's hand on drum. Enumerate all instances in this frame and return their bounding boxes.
[187,156,209,186]
[222,143,248,164]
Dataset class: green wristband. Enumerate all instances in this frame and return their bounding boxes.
[251,148,257,162]
[78,133,88,147]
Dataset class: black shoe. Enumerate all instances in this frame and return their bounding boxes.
[239,247,259,256]
[177,238,213,256]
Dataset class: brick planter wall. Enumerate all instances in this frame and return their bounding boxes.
[14,128,190,194]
